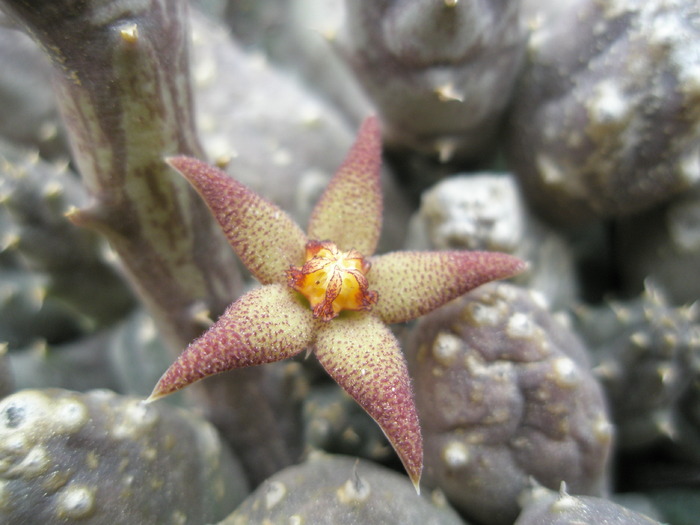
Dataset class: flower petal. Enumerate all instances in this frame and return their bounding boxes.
[370,251,528,324]
[148,284,315,400]
[167,156,307,284]
[306,116,383,255]
[314,313,422,491]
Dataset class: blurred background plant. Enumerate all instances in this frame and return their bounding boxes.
[0,0,698,524]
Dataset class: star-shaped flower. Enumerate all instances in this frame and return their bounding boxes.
[148,117,527,491]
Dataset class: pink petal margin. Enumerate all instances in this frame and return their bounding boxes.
[306,116,383,256]
[369,251,528,324]
[167,156,308,285]
[314,313,423,492]
[148,284,316,401]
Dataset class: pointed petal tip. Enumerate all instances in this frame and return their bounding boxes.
[461,250,528,280]
[147,285,315,402]
[314,315,423,498]
[146,367,192,403]
[144,384,168,404]
[143,393,159,404]
[370,250,529,324]
[403,452,422,496]
[479,250,529,275]
[411,475,421,495]
[146,339,216,402]
[507,255,530,277]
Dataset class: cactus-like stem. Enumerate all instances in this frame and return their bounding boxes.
[0,0,301,483]
[0,0,239,347]
[341,0,525,163]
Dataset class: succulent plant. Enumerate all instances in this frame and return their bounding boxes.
[148,117,526,490]
[1,0,698,522]
[0,139,135,330]
[8,331,121,394]
[0,0,310,485]
[0,270,84,348]
[403,282,613,525]
[0,138,133,348]
[574,282,700,456]
[0,25,68,160]
[5,304,199,407]
[340,0,526,165]
[0,388,249,524]
[508,0,700,225]
[515,483,663,525]
[106,309,187,399]
[220,452,467,525]
[0,0,243,350]
[618,186,700,305]
[302,384,393,465]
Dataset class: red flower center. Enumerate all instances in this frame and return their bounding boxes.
[286,240,378,321]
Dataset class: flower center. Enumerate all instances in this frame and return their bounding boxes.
[286,240,378,321]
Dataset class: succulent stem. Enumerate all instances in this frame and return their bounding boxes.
[0,0,301,484]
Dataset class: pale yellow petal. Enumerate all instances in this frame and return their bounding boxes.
[168,156,307,284]
[307,116,383,255]
[370,251,527,324]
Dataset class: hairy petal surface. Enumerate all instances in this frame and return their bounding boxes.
[307,116,383,255]
[370,251,528,324]
[314,313,422,491]
[149,284,315,400]
[167,156,307,284]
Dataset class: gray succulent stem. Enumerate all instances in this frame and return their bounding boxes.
[1,0,240,346]
[0,0,300,484]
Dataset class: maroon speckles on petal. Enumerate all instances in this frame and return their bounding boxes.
[307,116,383,256]
[314,313,423,491]
[167,156,308,284]
[369,250,528,324]
[148,284,316,400]
[153,121,528,493]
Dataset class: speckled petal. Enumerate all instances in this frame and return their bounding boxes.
[149,284,315,400]
[167,156,307,284]
[370,251,527,324]
[314,313,422,491]
[306,116,383,255]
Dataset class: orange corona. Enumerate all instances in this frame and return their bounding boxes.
[287,240,378,321]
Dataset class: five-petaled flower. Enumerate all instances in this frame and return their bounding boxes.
[148,117,527,491]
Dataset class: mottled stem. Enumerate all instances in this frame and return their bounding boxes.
[0,0,233,346]
[0,0,301,483]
